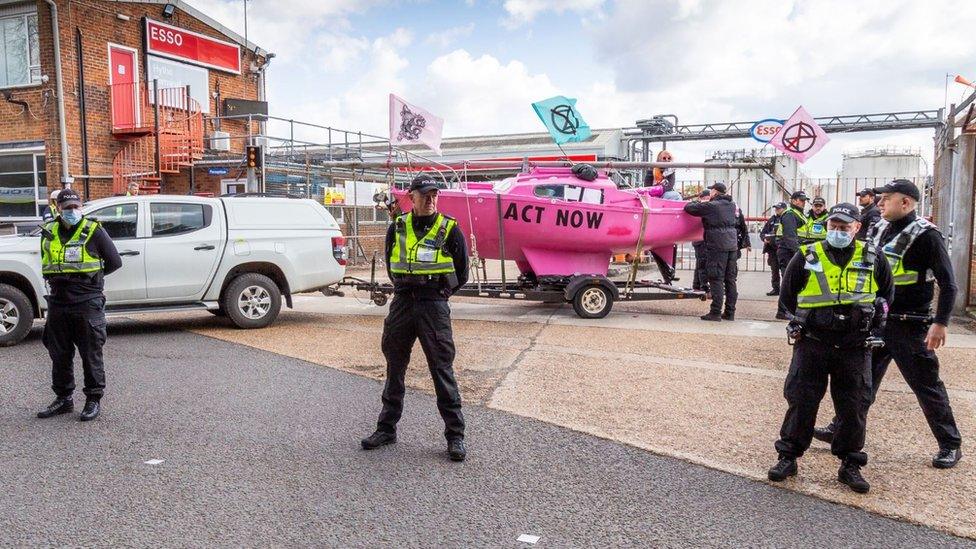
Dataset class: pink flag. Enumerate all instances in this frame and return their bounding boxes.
[389,94,444,156]
[767,106,830,163]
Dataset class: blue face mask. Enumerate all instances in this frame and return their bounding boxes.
[61,209,82,226]
[825,229,853,248]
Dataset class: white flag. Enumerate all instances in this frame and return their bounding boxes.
[389,94,444,156]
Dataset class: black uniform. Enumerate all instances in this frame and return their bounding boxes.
[761,214,782,293]
[826,212,961,450]
[775,242,894,464]
[856,202,881,241]
[776,206,805,316]
[377,213,469,441]
[43,218,122,401]
[684,194,741,316]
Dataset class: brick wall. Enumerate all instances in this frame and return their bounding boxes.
[1,0,263,200]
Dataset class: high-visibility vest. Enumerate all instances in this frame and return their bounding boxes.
[776,208,807,238]
[870,217,937,286]
[797,240,878,308]
[801,212,829,241]
[40,218,104,276]
[389,212,457,276]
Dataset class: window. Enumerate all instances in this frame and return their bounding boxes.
[150,203,211,236]
[0,4,41,88]
[0,151,45,220]
[534,185,565,199]
[88,203,138,240]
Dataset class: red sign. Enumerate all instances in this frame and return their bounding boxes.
[146,19,240,74]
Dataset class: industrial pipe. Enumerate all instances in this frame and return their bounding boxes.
[45,0,71,187]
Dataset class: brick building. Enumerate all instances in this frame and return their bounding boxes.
[0,0,268,222]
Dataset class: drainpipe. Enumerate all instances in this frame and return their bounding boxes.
[44,0,71,188]
[256,52,274,139]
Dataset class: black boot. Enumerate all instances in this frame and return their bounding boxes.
[838,461,870,494]
[932,448,962,469]
[775,312,792,321]
[700,312,722,322]
[79,400,100,422]
[448,438,466,462]
[813,424,835,443]
[361,430,397,450]
[766,289,780,296]
[37,397,73,419]
[721,311,735,321]
[767,457,797,481]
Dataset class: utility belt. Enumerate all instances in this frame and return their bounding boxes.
[392,272,458,290]
[887,311,934,324]
[790,298,888,348]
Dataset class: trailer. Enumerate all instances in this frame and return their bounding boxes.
[329,258,706,319]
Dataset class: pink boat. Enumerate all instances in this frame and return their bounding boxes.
[394,166,704,279]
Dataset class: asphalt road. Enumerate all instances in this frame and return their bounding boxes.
[1,320,972,548]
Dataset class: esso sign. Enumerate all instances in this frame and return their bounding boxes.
[150,26,184,47]
[145,19,241,74]
[750,119,785,143]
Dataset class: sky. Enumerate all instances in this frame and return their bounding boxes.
[190,0,976,177]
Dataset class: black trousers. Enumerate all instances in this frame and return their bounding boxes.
[776,247,797,315]
[377,294,465,440]
[692,243,709,291]
[829,319,962,450]
[776,336,871,465]
[767,248,780,292]
[706,250,738,315]
[42,297,107,400]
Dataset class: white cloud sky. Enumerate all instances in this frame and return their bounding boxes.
[187,0,976,177]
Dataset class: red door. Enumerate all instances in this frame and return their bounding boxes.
[109,46,138,130]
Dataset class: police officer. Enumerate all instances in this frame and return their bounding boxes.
[362,174,469,462]
[802,197,829,243]
[768,203,894,494]
[41,190,60,223]
[691,190,711,294]
[760,202,786,296]
[36,189,121,422]
[684,182,743,321]
[775,191,808,319]
[855,188,881,240]
[814,180,963,468]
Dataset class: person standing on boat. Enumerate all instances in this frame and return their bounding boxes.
[683,182,741,321]
[362,174,469,462]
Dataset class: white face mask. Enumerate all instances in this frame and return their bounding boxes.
[825,229,853,248]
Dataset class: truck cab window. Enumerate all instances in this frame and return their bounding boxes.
[88,203,138,239]
[151,203,212,237]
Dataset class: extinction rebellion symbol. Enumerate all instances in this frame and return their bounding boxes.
[550,104,580,135]
[781,121,817,154]
[398,105,427,141]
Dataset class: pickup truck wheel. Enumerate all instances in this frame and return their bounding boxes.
[0,283,34,347]
[222,273,282,329]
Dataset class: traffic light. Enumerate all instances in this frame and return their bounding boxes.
[245,145,262,168]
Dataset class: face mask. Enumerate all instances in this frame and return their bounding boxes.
[61,209,82,226]
[825,229,853,248]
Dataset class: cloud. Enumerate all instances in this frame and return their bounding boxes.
[502,0,607,28]
[424,23,476,49]
[418,50,560,135]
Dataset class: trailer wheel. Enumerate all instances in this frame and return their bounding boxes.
[372,292,388,306]
[572,284,613,319]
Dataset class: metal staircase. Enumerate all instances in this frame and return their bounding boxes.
[110,82,204,194]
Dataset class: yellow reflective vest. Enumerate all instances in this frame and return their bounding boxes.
[40,218,104,276]
[389,212,457,276]
[797,240,878,308]
[776,208,807,238]
[870,217,937,286]
[801,212,828,242]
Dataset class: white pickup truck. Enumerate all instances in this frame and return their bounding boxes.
[0,194,347,347]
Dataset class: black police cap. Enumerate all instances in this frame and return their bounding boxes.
[56,188,82,208]
[826,202,861,223]
[408,174,442,193]
[707,182,727,193]
[872,179,920,201]
[790,190,808,201]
